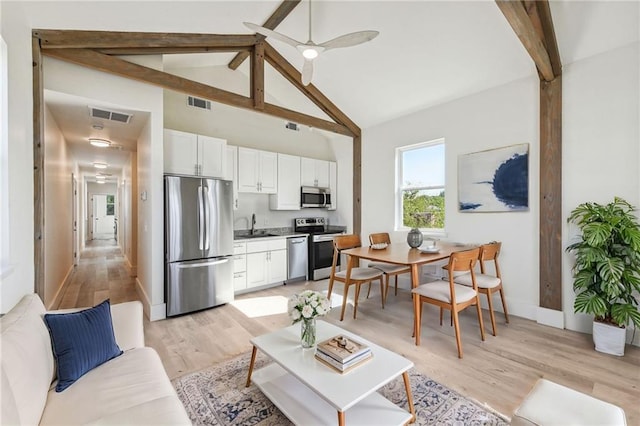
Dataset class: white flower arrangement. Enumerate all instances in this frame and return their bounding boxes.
[288,290,331,324]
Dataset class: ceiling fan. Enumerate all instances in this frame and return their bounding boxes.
[244,1,379,86]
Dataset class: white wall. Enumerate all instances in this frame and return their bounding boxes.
[0,3,35,313]
[121,151,138,274]
[43,105,74,308]
[562,42,640,341]
[363,76,540,320]
[136,113,166,320]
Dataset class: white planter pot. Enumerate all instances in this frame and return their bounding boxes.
[592,321,626,356]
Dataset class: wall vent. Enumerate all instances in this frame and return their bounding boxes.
[285,122,299,131]
[187,96,212,110]
[89,106,132,123]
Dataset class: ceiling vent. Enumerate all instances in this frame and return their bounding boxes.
[88,106,133,124]
[285,122,299,131]
[187,96,211,110]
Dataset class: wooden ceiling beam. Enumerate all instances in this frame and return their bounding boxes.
[252,42,265,110]
[95,47,252,55]
[228,0,301,70]
[495,0,556,81]
[264,42,360,136]
[34,29,257,50]
[527,1,562,77]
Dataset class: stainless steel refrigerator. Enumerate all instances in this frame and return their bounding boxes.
[164,176,234,317]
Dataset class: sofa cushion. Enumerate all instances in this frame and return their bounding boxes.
[44,299,122,392]
[0,294,54,425]
[40,347,191,425]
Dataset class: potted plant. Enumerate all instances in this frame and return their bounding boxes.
[566,197,640,356]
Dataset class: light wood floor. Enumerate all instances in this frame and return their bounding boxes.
[59,240,640,423]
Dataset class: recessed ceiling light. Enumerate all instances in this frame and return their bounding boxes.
[89,138,111,148]
[96,175,106,180]
[96,180,105,184]
[93,162,108,169]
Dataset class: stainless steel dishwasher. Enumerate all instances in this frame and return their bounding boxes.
[286,236,308,283]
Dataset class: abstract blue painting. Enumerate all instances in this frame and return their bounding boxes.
[458,143,529,212]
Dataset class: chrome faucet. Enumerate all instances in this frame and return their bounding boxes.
[250,213,256,235]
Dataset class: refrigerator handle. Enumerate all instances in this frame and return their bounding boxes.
[176,258,231,269]
[198,185,205,250]
[203,185,210,250]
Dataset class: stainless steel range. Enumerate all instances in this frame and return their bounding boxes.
[294,217,345,280]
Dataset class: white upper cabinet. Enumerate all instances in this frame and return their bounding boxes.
[238,147,277,194]
[225,145,239,210]
[164,129,226,178]
[198,134,227,178]
[163,129,198,176]
[300,157,330,188]
[270,153,301,210]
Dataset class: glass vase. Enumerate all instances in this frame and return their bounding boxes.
[300,317,317,349]
[407,228,423,248]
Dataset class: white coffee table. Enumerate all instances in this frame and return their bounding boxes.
[246,320,416,426]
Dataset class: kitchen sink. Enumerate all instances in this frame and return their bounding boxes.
[235,232,280,239]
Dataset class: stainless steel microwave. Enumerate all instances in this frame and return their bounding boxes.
[301,186,331,208]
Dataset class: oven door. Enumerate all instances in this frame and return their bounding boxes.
[309,234,340,280]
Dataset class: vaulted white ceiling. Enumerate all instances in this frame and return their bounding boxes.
[33,1,638,177]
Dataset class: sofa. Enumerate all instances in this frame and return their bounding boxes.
[1,294,191,425]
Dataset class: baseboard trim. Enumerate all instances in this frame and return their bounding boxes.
[124,256,137,277]
[134,278,166,321]
[537,306,565,329]
[48,264,76,310]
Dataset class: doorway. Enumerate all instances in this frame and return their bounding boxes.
[92,194,116,240]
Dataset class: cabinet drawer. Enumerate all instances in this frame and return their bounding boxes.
[233,242,246,255]
[233,255,246,273]
[246,238,286,253]
[233,272,247,292]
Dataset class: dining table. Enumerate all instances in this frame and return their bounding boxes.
[341,241,477,345]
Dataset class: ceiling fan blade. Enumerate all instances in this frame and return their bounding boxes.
[301,59,314,86]
[243,22,302,48]
[319,30,379,51]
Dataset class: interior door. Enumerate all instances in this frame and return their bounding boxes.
[93,194,115,236]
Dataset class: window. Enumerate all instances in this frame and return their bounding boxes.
[106,195,115,216]
[396,139,445,231]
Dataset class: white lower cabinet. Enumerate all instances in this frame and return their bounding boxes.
[246,238,287,289]
[233,242,247,292]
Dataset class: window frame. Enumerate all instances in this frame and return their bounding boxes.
[395,138,446,234]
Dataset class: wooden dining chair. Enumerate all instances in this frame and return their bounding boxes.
[327,234,385,321]
[454,241,509,336]
[412,247,485,358]
[367,233,411,303]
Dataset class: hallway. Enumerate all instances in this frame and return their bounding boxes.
[56,239,139,309]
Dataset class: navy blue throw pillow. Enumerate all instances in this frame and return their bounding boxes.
[44,299,123,392]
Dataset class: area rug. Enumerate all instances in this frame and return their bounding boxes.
[172,352,509,426]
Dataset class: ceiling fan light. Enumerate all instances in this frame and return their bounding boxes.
[93,162,108,169]
[302,47,319,59]
[89,138,111,148]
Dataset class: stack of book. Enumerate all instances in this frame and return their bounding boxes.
[314,335,372,373]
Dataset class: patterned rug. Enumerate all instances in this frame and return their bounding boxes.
[173,352,509,426]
